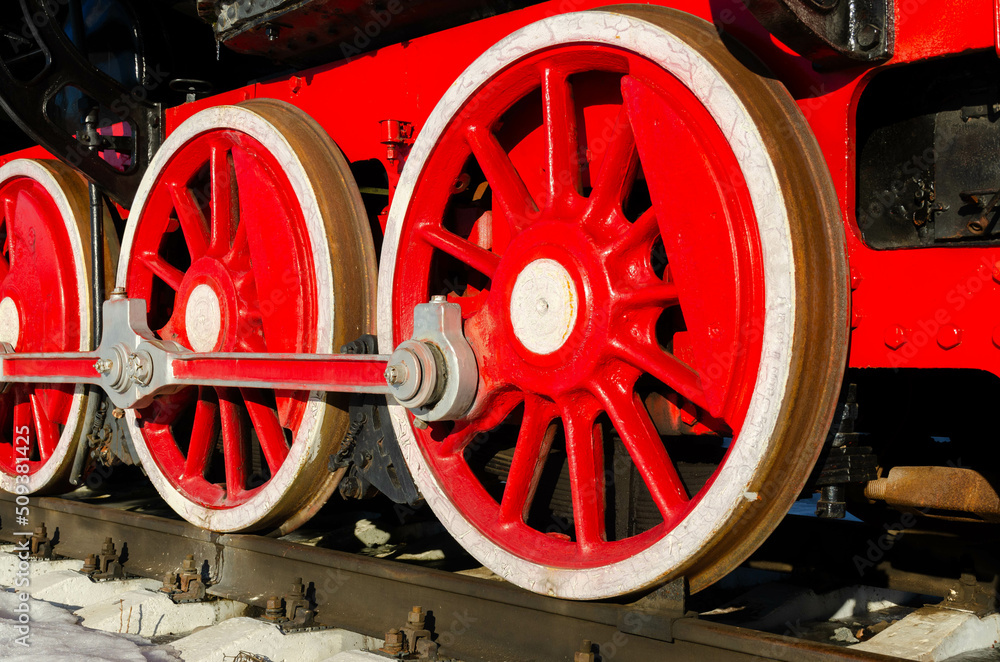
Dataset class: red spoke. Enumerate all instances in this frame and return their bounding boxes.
[610,329,712,415]
[439,390,523,457]
[0,211,9,280]
[241,388,288,474]
[218,388,248,496]
[29,394,57,461]
[208,142,236,256]
[609,207,658,256]
[559,395,605,547]
[12,389,32,460]
[183,387,219,479]
[139,251,185,291]
[590,104,638,213]
[416,224,501,278]
[167,182,210,261]
[541,65,580,211]
[499,395,556,525]
[619,282,679,309]
[466,124,538,226]
[591,379,689,520]
[231,146,304,354]
[2,197,15,274]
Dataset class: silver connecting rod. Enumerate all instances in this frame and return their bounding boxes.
[0,295,478,421]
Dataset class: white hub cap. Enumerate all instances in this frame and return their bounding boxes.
[0,296,20,349]
[185,283,222,352]
[509,258,578,354]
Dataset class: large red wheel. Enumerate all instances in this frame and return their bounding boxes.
[379,7,848,598]
[119,100,376,533]
[0,160,109,495]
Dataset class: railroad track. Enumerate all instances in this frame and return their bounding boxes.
[0,490,950,662]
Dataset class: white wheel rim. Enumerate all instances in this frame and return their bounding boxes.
[0,160,90,494]
[377,11,796,599]
[118,105,335,532]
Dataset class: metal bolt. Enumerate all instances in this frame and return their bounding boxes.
[864,477,888,501]
[161,572,178,591]
[264,595,285,621]
[34,523,46,538]
[101,538,115,555]
[109,287,127,300]
[937,325,962,350]
[575,639,595,662]
[127,351,153,386]
[265,24,280,41]
[857,23,880,49]
[412,417,428,430]
[407,605,425,626]
[431,295,447,303]
[182,554,197,572]
[82,554,98,573]
[384,363,407,386]
[112,408,125,419]
[93,359,114,375]
[383,628,404,655]
[884,326,907,350]
[289,577,305,596]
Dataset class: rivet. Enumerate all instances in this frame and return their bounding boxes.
[991,326,1000,348]
[884,325,907,350]
[992,261,1000,283]
[937,325,962,349]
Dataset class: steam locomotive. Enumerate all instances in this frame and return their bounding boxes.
[0,0,994,600]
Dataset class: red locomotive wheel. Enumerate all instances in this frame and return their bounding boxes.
[119,100,376,533]
[379,7,848,598]
[0,160,108,495]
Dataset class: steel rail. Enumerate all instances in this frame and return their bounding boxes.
[0,492,898,662]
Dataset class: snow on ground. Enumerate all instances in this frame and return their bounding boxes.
[0,589,179,662]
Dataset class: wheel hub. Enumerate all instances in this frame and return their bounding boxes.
[466,222,614,399]
[184,283,222,352]
[176,258,244,353]
[509,258,578,355]
[0,296,20,349]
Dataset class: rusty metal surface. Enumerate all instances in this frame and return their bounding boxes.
[0,491,899,662]
[865,466,1000,521]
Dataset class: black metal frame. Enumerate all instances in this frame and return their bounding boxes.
[0,0,163,207]
[743,0,894,68]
